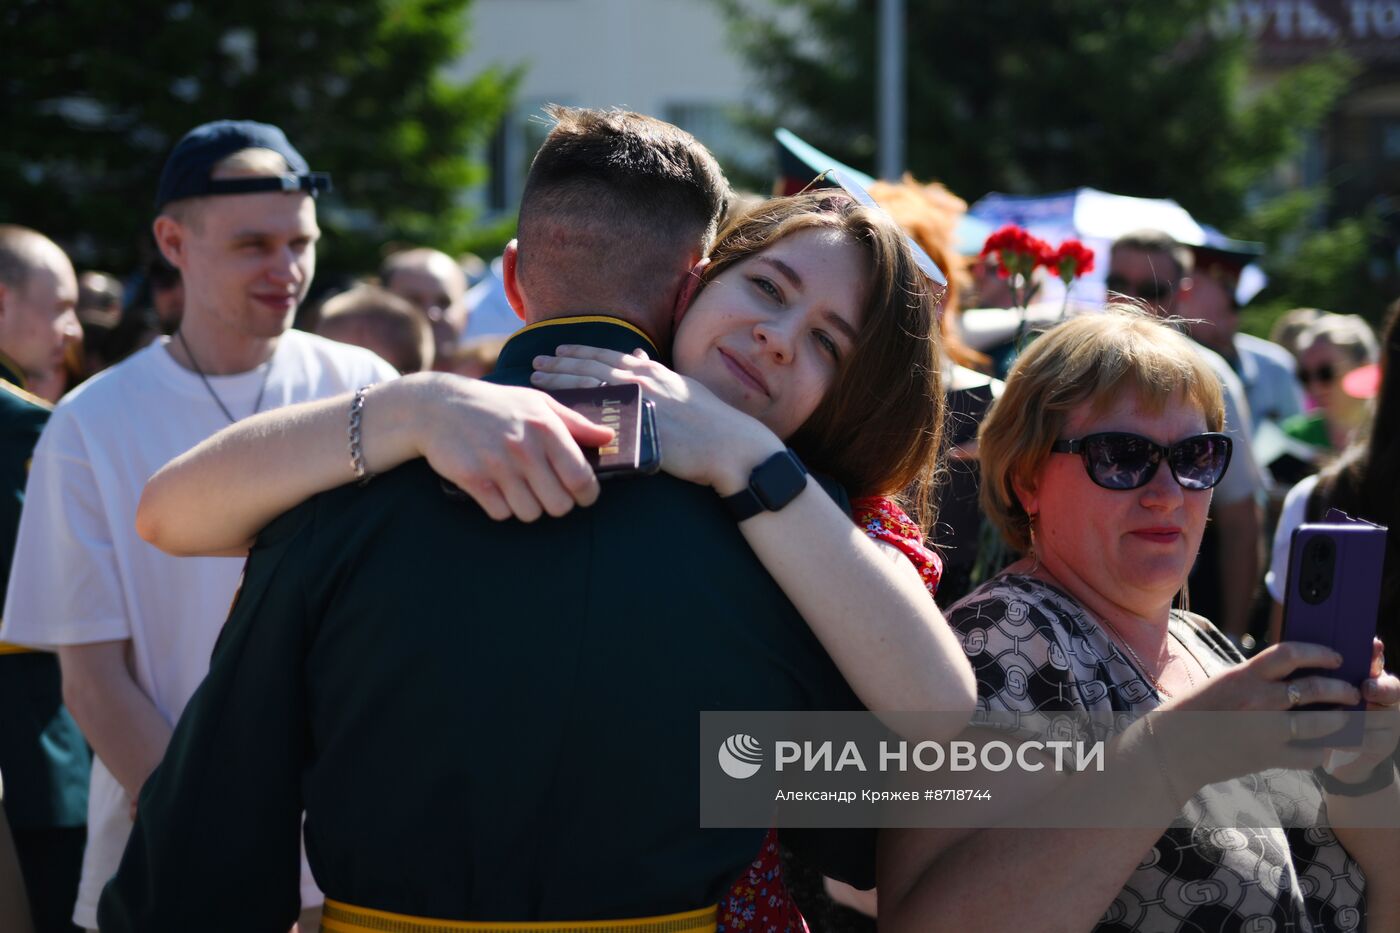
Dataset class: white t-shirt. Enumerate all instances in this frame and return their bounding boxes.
[1266,473,1319,604]
[1,329,396,927]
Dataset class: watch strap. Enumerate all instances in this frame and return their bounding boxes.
[721,449,809,521]
[722,486,767,522]
[1315,762,1397,797]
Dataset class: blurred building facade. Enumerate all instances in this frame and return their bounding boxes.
[1217,1,1400,222]
[453,0,770,216]
[459,0,1398,278]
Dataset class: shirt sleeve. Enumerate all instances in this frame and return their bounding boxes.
[1212,363,1264,507]
[947,581,1085,714]
[1266,475,1317,604]
[1,409,130,647]
[96,502,319,933]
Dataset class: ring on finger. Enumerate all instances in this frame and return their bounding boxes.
[1288,715,1301,740]
[1286,683,1304,708]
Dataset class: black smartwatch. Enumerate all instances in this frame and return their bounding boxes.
[721,449,809,521]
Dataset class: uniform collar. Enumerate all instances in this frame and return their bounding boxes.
[0,350,27,390]
[492,315,663,385]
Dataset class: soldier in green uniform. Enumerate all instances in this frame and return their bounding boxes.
[100,110,899,932]
[0,225,91,932]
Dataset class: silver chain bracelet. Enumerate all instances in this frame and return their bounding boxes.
[348,385,372,485]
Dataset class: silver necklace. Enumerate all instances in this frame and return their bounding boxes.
[1028,564,1199,697]
[1099,614,1197,697]
[175,330,272,424]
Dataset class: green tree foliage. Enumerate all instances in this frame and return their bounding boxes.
[1239,190,1386,335]
[1,0,515,277]
[717,0,1349,229]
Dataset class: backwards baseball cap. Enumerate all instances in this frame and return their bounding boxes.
[155,119,331,214]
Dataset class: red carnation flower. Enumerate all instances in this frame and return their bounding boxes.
[1046,240,1096,285]
[980,225,1049,283]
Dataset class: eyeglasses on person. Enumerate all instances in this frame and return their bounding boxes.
[1104,274,1174,302]
[1050,432,1233,491]
[1299,364,1335,386]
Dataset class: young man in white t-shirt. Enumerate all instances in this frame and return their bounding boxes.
[0,120,397,931]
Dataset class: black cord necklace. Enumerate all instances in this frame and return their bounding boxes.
[175,330,272,424]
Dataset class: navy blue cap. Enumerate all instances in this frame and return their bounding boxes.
[154,119,331,213]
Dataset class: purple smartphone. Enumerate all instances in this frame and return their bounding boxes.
[1282,509,1387,744]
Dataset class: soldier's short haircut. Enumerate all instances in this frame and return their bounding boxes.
[515,105,730,317]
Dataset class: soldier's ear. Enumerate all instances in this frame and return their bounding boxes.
[502,240,526,322]
[673,258,709,329]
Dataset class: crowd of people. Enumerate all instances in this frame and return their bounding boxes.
[0,106,1396,933]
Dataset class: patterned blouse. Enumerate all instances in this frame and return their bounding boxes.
[716,497,941,933]
[947,573,1367,933]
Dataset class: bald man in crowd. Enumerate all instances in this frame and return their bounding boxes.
[0,227,82,394]
[0,225,90,933]
[380,247,469,365]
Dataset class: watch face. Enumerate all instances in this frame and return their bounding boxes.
[752,450,808,511]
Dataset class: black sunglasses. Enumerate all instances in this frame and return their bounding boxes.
[1299,364,1335,386]
[1105,274,1173,302]
[1051,432,1233,491]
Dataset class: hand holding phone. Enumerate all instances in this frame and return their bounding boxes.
[1282,509,1387,744]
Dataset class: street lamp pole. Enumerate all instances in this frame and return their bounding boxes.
[877,0,905,180]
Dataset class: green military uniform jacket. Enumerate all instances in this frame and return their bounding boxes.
[100,318,869,932]
[0,356,91,830]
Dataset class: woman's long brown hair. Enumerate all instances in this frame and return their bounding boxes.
[1307,299,1400,669]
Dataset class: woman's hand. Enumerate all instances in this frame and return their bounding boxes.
[1170,641,1359,712]
[1155,641,1359,786]
[401,373,616,522]
[1323,638,1400,784]
[531,345,784,492]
